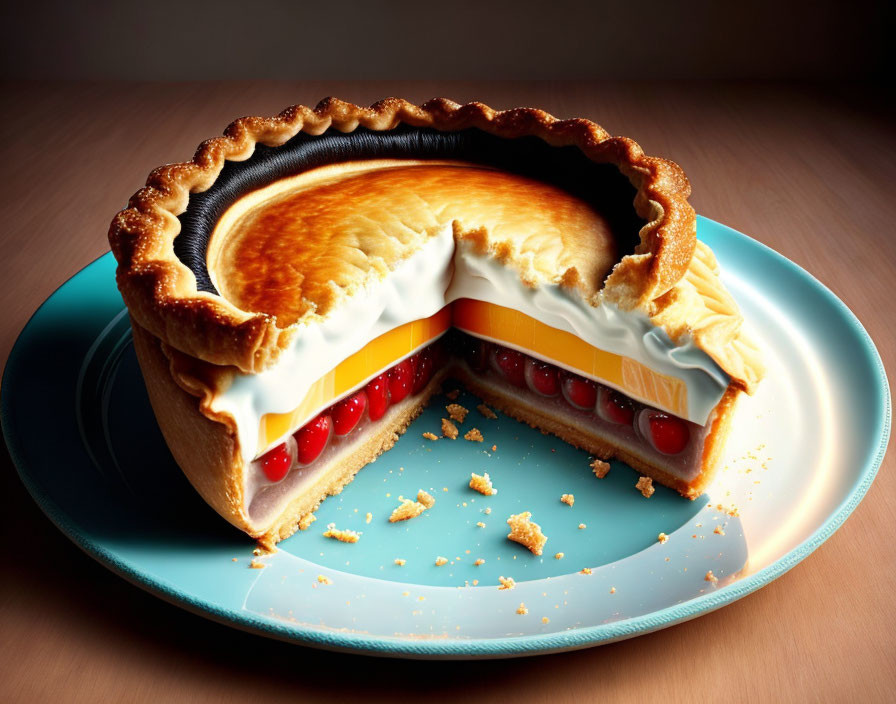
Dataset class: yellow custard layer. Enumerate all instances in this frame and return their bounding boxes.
[257,300,689,451]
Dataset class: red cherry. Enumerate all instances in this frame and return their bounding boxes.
[365,374,390,421]
[599,388,636,425]
[561,371,597,409]
[411,347,434,394]
[332,391,367,436]
[526,359,560,396]
[388,359,414,404]
[492,347,527,387]
[260,443,291,482]
[647,412,690,455]
[294,414,332,465]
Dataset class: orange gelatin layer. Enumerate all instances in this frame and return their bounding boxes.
[259,307,452,449]
[452,300,688,418]
[259,300,689,450]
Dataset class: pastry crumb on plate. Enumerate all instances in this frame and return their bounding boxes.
[636,476,655,498]
[506,511,547,555]
[470,472,497,496]
[322,523,361,543]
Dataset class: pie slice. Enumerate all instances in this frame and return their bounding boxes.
[109,98,763,544]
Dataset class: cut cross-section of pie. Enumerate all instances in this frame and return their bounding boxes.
[109,97,764,544]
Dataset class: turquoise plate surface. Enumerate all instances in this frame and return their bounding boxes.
[2,216,890,658]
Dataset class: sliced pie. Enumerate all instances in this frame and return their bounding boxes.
[109,97,763,544]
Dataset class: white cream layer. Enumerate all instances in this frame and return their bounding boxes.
[210,226,730,464]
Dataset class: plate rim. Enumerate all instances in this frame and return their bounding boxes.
[2,216,891,659]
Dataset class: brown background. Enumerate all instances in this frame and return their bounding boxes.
[1,2,894,702]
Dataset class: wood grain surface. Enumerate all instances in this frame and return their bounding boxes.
[1,81,893,703]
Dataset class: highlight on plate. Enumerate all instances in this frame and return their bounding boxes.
[109,97,764,544]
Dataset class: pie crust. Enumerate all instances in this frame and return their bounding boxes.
[110,97,761,391]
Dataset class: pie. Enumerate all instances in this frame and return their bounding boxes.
[109,97,763,544]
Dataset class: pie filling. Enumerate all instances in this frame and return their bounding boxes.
[249,330,709,521]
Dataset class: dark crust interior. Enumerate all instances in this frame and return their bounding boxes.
[175,125,645,295]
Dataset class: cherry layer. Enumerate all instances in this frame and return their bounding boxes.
[257,334,695,483]
[462,337,691,458]
[257,342,441,483]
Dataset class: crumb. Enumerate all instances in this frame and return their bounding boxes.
[715,503,740,517]
[498,576,516,590]
[446,389,460,400]
[542,617,550,624]
[365,512,372,524]
[389,491,434,522]
[477,403,497,419]
[658,532,669,544]
[464,428,484,442]
[714,525,725,535]
[231,558,238,562]
[636,476,655,498]
[470,472,497,496]
[591,458,611,478]
[249,560,266,569]
[476,521,486,528]
[389,498,425,522]
[402,590,410,596]
[560,493,574,507]
[472,580,479,586]
[580,567,592,575]
[517,603,528,615]
[554,552,564,560]
[446,403,469,423]
[506,512,548,555]
[435,556,448,566]
[322,523,361,543]
[491,444,497,451]
[484,507,492,515]
[441,418,459,439]
[610,587,616,594]
[578,523,586,530]
[298,513,317,531]
[443,487,448,492]
[473,558,485,566]
[705,570,719,583]
[422,431,439,441]
[317,574,332,585]
[394,558,406,566]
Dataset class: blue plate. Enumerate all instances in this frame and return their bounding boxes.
[1,216,890,658]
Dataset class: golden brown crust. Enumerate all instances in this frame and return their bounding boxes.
[110,97,700,375]
[208,161,619,326]
[129,319,251,534]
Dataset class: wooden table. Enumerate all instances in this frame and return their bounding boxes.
[1,81,893,702]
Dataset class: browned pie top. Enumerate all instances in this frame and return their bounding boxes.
[207,160,619,326]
